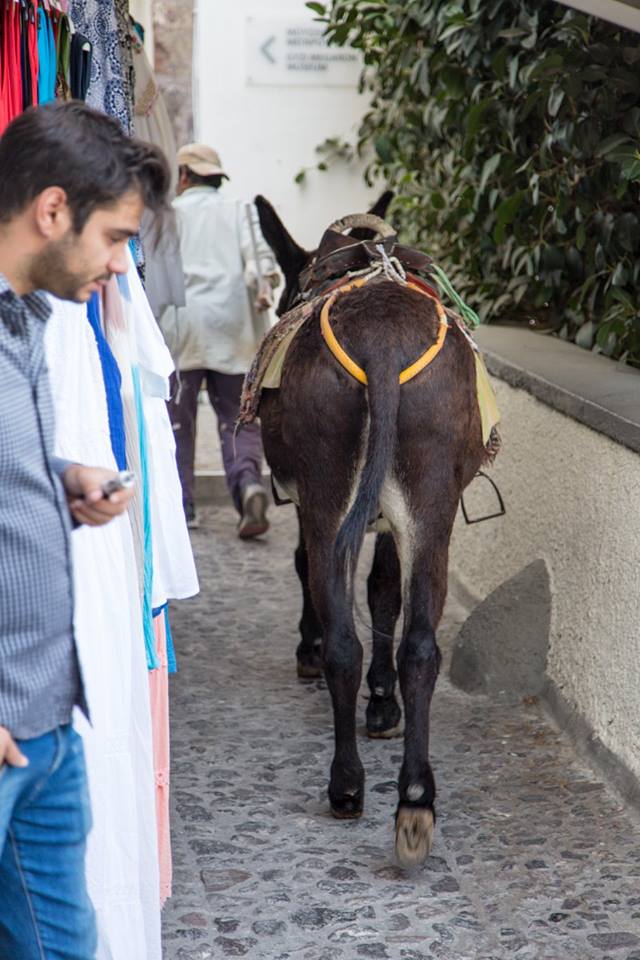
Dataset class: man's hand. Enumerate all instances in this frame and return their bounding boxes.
[0,726,28,771]
[62,465,135,527]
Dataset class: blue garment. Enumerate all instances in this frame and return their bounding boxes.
[165,607,177,675]
[117,271,156,670]
[132,362,157,670]
[0,725,97,959]
[0,275,86,740]
[152,604,178,675]
[86,294,127,471]
[37,9,57,105]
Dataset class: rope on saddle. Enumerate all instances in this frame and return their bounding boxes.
[430,263,481,330]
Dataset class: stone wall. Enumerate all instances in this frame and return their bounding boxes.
[449,374,640,784]
[153,0,194,150]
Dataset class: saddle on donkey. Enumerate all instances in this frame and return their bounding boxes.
[239,214,501,475]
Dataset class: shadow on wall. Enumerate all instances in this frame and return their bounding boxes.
[449,558,551,703]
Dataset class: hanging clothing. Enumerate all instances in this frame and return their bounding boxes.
[103,253,198,911]
[131,24,177,195]
[37,4,56,105]
[69,31,92,100]
[55,12,72,100]
[125,248,198,607]
[0,0,24,131]
[86,293,127,472]
[27,2,39,108]
[20,1,31,109]
[69,0,133,131]
[131,26,185,318]
[45,297,162,960]
[115,0,134,129]
[149,608,171,906]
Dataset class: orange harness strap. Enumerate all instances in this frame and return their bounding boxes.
[319,274,449,386]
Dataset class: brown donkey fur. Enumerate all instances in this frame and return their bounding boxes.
[254,195,486,866]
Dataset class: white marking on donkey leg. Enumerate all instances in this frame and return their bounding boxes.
[378,475,416,602]
[395,807,435,868]
[379,477,435,866]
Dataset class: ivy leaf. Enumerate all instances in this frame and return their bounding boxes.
[616,213,640,253]
[479,152,502,193]
[611,262,630,286]
[530,52,564,80]
[548,87,565,118]
[611,287,635,309]
[466,98,493,145]
[493,191,525,244]
[374,135,393,163]
[595,134,634,157]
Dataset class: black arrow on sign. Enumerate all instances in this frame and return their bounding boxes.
[260,36,276,64]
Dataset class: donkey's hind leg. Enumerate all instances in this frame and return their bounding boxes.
[366,532,403,738]
[303,514,365,819]
[394,516,452,867]
[294,510,324,680]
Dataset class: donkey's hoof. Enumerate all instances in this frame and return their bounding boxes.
[296,659,323,681]
[329,787,364,820]
[366,696,403,739]
[395,806,435,868]
[296,640,323,681]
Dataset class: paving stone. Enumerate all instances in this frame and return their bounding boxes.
[162,505,640,959]
[587,933,640,951]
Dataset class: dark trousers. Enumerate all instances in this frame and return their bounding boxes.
[169,369,263,513]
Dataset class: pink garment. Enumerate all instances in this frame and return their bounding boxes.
[149,611,172,906]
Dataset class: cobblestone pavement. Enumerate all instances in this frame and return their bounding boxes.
[162,504,640,960]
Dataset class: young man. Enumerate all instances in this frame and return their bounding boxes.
[0,101,169,959]
[160,143,279,537]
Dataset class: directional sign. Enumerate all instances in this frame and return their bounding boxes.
[246,16,361,87]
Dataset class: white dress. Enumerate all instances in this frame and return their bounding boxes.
[45,298,162,960]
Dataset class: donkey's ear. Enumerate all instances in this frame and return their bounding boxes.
[255,195,308,277]
[349,190,396,243]
[368,190,394,221]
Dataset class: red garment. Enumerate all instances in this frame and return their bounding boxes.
[0,3,8,134]
[28,3,39,106]
[0,1,24,134]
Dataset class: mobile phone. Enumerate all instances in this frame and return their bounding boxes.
[101,470,135,498]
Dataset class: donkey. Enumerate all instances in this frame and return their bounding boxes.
[253,195,487,866]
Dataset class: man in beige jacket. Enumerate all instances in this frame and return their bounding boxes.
[160,143,279,537]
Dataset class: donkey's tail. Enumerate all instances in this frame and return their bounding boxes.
[334,356,400,589]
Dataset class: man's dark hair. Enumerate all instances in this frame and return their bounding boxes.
[179,165,226,190]
[0,100,171,231]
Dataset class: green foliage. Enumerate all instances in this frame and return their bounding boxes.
[295,137,356,185]
[307,0,640,364]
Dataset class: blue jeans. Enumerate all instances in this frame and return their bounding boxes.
[0,725,96,960]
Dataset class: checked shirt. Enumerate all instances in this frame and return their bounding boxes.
[0,275,86,739]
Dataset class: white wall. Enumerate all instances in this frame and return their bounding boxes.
[450,378,640,781]
[556,0,640,32]
[193,0,378,251]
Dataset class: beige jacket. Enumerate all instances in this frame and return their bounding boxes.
[159,186,279,374]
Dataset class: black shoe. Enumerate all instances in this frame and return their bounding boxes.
[238,484,269,539]
[184,501,199,529]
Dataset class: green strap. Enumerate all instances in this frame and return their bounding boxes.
[430,263,481,330]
